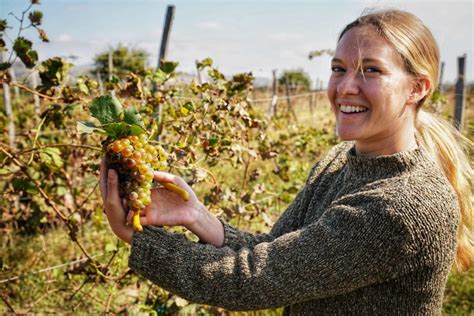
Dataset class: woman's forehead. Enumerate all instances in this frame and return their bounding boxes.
[334,26,403,66]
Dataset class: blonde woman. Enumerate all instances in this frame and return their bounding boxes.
[100,9,473,314]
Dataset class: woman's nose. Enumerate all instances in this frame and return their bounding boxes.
[336,73,359,95]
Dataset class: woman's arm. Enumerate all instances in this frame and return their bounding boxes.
[128,195,415,311]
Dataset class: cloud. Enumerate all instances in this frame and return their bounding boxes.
[57,34,72,43]
[269,32,304,42]
[195,21,222,30]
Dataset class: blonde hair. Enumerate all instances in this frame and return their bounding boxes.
[340,9,473,272]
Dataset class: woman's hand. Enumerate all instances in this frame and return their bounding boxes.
[129,171,201,228]
[99,159,133,244]
[100,159,224,246]
[129,171,225,247]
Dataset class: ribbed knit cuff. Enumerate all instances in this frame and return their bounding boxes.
[218,218,243,249]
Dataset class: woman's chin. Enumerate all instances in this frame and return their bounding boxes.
[336,128,359,141]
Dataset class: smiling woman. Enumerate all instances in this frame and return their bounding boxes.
[101,9,473,315]
[328,24,420,156]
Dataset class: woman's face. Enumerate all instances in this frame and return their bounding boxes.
[327,26,418,155]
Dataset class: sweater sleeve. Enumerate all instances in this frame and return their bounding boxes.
[128,194,415,311]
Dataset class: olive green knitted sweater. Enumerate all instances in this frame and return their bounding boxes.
[129,142,459,315]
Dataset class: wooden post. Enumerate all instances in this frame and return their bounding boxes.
[8,67,20,99]
[438,61,445,94]
[108,50,113,81]
[284,77,291,113]
[155,5,175,141]
[1,53,16,150]
[308,92,314,117]
[267,69,278,117]
[97,71,105,95]
[195,59,202,84]
[454,54,466,131]
[284,77,298,122]
[157,5,175,68]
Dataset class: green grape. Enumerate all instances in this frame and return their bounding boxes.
[129,191,139,201]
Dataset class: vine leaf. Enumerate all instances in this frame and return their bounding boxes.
[39,147,63,170]
[28,10,43,26]
[13,37,38,68]
[89,95,123,125]
[103,122,143,139]
[76,121,105,134]
[124,107,144,128]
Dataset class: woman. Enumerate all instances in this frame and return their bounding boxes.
[100,9,473,314]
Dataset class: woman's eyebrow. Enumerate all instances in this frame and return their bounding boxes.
[331,57,386,65]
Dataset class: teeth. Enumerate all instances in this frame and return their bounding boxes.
[340,104,368,113]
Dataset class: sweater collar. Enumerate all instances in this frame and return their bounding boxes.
[345,143,428,179]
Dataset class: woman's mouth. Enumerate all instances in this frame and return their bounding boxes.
[339,104,368,114]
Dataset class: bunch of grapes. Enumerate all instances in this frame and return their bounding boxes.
[104,134,187,232]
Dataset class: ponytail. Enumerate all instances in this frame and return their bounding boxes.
[416,110,474,272]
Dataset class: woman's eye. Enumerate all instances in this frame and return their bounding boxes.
[331,66,344,73]
[364,67,380,73]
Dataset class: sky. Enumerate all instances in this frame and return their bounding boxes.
[1,0,473,87]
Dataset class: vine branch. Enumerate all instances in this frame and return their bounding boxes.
[0,147,95,263]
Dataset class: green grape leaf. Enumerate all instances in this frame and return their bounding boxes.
[151,69,168,84]
[209,137,219,146]
[0,62,11,71]
[0,167,12,175]
[39,147,63,170]
[103,122,129,139]
[13,179,38,194]
[76,121,106,134]
[13,37,38,68]
[89,95,123,124]
[38,57,71,88]
[0,19,7,32]
[160,60,178,74]
[124,107,144,128]
[27,166,41,180]
[196,57,213,70]
[130,124,145,135]
[28,10,43,26]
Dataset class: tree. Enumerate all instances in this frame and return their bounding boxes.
[278,69,312,91]
[94,44,149,79]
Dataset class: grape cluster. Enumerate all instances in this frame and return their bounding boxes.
[105,134,168,232]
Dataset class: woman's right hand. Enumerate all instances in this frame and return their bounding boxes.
[129,171,225,247]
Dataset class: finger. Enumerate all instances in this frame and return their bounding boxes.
[99,159,108,202]
[139,216,151,226]
[105,169,122,212]
[162,183,190,201]
[127,210,134,223]
[154,171,190,191]
[153,171,176,184]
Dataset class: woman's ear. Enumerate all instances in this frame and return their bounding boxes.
[408,77,431,105]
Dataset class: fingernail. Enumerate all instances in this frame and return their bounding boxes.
[108,170,115,180]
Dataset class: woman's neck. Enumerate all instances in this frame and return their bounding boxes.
[354,131,418,158]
